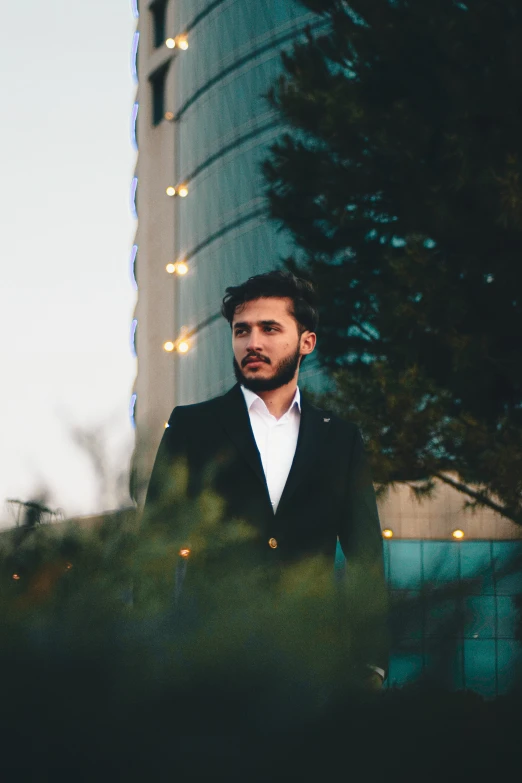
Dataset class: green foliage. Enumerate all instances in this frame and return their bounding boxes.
[0,489,520,777]
[264,0,522,522]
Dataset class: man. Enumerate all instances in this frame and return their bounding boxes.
[143,271,388,686]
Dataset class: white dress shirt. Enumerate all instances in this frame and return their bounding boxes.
[240,385,301,514]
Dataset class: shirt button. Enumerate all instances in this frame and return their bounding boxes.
[268,537,278,549]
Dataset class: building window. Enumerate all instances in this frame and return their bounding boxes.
[151,0,168,49]
[150,65,169,126]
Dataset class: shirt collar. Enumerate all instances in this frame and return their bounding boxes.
[240,385,301,416]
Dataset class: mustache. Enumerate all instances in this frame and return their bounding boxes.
[242,353,270,367]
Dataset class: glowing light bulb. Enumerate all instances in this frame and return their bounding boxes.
[178,340,190,353]
[12,574,20,581]
[166,38,176,49]
[177,36,189,50]
[382,529,394,539]
[178,185,189,198]
[164,111,174,121]
[164,341,175,352]
[166,263,176,274]
[176,261,188,275]
[179,548,191,558]
[166,186,176,197]
[452,529,465,540]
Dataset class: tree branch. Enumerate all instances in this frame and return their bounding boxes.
[433,472,521,527]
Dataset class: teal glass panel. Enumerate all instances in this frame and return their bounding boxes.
[422,541,459,584]
[463,639,497,697]
[388,542,422,589]
[423,640,464,689]
[386,642,423,687]
[459,541,494,594]
[390,590,423,640]
[492,543,522,595]
[424,596,460,639]
[462,596,495,639]
[497,640,522,694]
[496,595,521,639]
[334,539,345,572]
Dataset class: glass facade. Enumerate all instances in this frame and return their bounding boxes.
[170,0,328,404]
[383,540,522,696]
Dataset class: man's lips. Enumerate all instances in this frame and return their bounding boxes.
[243,357,268,367]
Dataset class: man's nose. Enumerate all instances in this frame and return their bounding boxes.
[246,329,263,351]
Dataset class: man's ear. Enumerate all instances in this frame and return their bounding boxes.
[300,331,316,356]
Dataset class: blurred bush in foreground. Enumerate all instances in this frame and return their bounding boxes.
[0,484,519,781]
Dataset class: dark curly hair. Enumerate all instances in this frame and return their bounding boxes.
[221,270,319,335]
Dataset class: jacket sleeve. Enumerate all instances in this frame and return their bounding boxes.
[141,407,188,528]
[338,426,390,677]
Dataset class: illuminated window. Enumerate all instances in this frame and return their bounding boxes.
[130,177,138,219]
[151,0,168,49]
[131,102,139,150]
[131,31,139,83]
[150,64,169,126]
[130,245,138,290]
[129,394,137,428]
[130,319,138,358]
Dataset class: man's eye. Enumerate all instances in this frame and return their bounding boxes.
[235,329,245,336]
[264,327,275,332]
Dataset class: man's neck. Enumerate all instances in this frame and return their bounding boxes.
[250,380,299,420]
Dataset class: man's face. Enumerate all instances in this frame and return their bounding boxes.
[232,297,315,392]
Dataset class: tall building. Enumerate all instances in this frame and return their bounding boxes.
[128,0,522,695]
[130,0,325,497]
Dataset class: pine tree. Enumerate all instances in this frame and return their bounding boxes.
[264,0,522,522]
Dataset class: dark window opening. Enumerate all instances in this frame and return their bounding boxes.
[151,0,168,49]
[150,65,168,126]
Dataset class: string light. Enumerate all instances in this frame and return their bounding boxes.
[177,185,189,198]
[164,111,174,121]
[164,341,175,352]
[166,37,176,49]
[166,262,188,275]
[177,35,189,50]
[382,529,394,539]
[178,340,190,353]
[12,574,21,581]
[179,548,191,558]
[452,529,465,540]
[166,186,176,197]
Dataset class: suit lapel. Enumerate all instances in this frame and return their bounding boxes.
[219,384,267,487]
[276,396,331,514]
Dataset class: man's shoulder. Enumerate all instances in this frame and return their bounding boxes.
[167,385,238,424]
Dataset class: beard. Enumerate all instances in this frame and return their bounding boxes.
[233,343,301,393]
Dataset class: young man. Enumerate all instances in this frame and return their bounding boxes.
[144,271,388,685]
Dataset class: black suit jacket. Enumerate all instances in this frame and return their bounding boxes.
[143,383,389,673]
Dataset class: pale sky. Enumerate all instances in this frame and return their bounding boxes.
[0,1,137,525]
